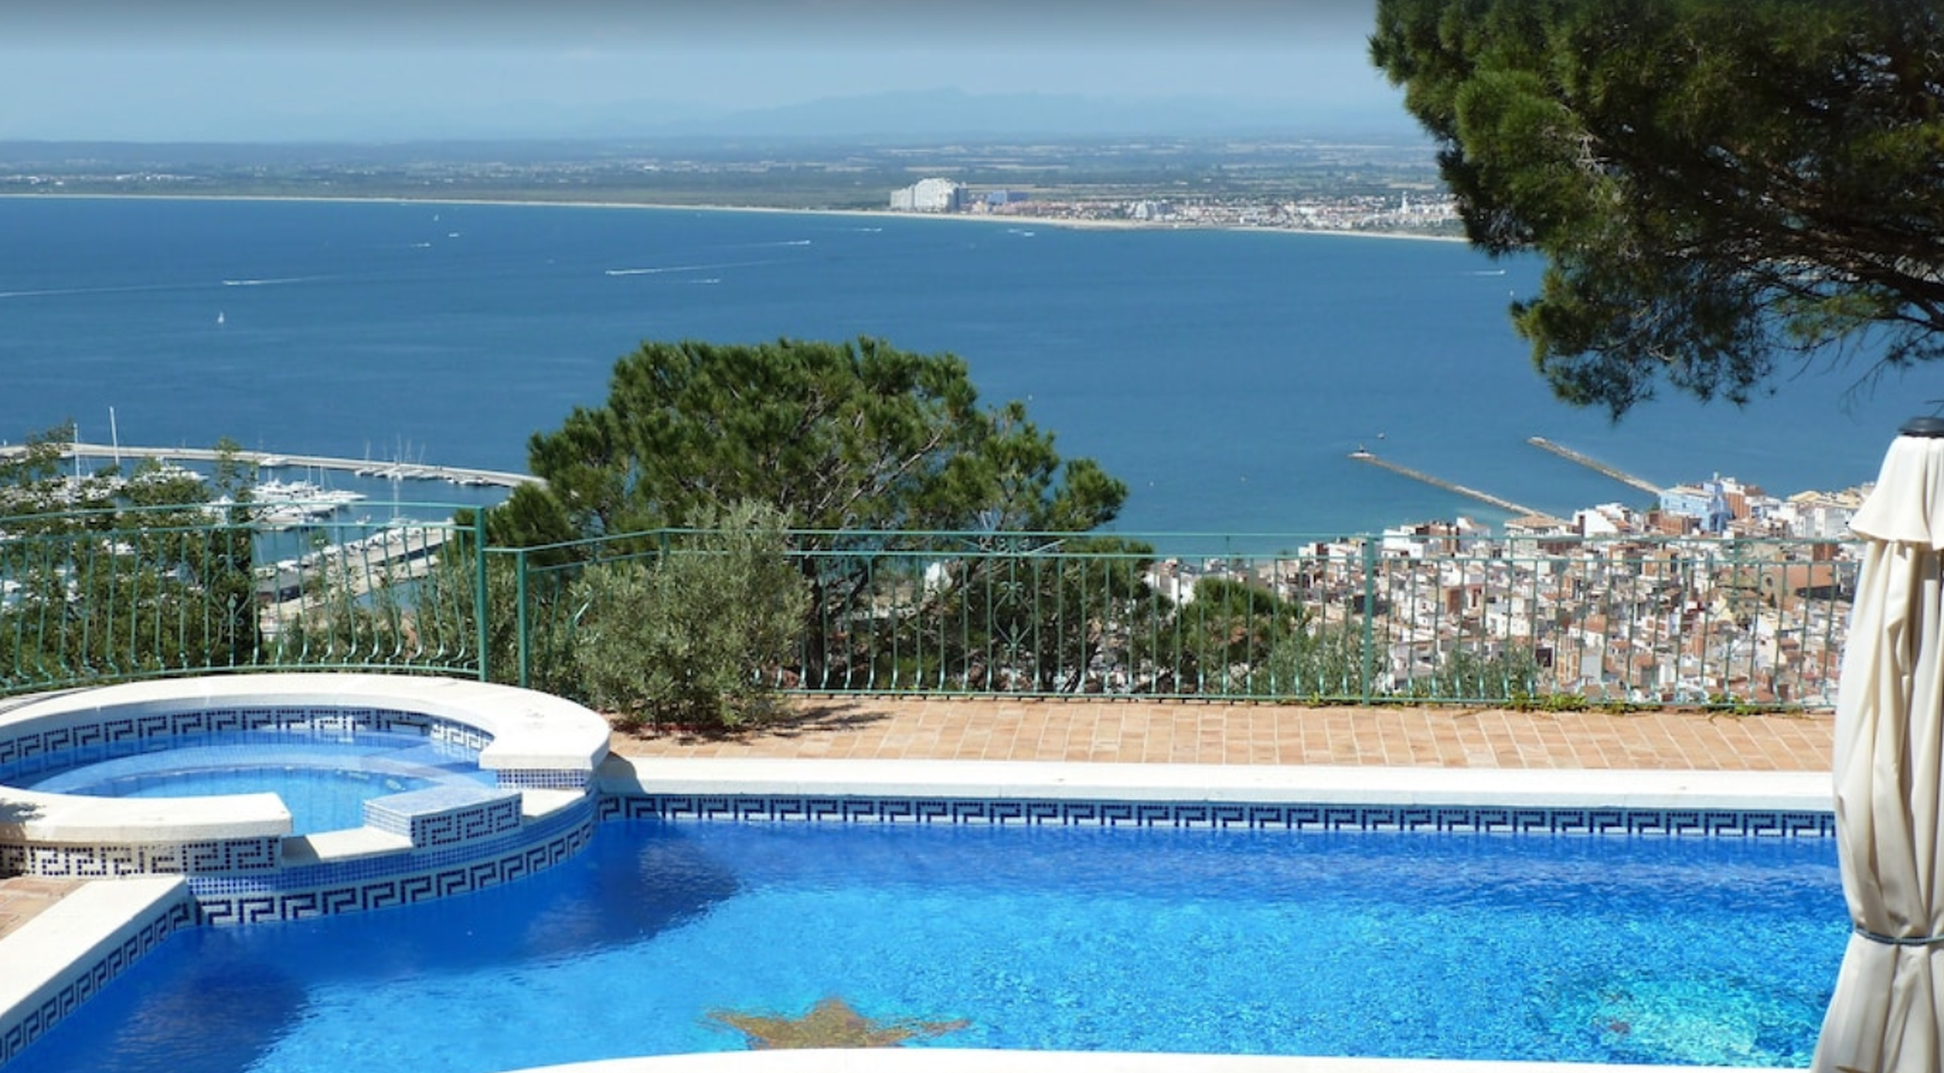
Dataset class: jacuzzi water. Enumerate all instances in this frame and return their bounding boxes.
[5,817,1846,1072]
[3,729,493,835]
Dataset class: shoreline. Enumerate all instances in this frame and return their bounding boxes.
[0,189,1466,244]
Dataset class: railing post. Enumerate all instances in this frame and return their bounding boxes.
[474,508,490,682]
[1360,539,1378,704]
[515,548,531,690]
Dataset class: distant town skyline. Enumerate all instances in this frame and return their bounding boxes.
[1,0,1409,142]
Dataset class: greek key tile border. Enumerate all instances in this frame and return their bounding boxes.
[0,706,492,785]
[190,794,597,926]
[384,796,524,848]
[496,768,592,790]
[0,836,283,879]
[0,892,194,1067]
[602,794,1835,837]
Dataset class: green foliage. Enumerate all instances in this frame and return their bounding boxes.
[1506,690,1594,713]
[478,554,585,697]
[497,336,1127,542]
[1405,645,1542,702]
[1264,621,1368,700]
[1169,575,1307,695]
[492,337,1129,697]
[911,535,1163,693]
[568,502,811,730]
[1703,692,1784,716]
[0,428,258,688]
[1371,0,1944,415]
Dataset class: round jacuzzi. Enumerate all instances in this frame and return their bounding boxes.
[5,728,496,836]
[0,673,611,924]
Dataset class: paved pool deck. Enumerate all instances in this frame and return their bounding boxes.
[604,697,1836,772]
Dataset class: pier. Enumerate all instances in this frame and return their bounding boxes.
[1526,437,1662,495]
[257,526,453,616]
[2,443,539,491]
[1349,449,1561,523]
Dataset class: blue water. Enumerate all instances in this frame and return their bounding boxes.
[0,196,1921,542]
[8,730,491,835]
[7,819,1843,1072]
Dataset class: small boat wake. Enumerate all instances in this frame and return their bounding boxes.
[605,259,770,277]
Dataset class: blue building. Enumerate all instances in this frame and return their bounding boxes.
[1658,478,1734,534]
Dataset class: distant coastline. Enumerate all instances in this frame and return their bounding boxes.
[0,189,1465,243]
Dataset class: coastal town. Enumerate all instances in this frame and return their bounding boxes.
[888,174,1459,235]
[1145,458,1868,709]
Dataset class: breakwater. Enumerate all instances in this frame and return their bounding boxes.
[1349,449,1560,523]
[1526,437,1663,495]
[1,443,538,491]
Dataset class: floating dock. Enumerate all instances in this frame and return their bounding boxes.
[257,526,452,612]
[1525,437,1662,495]
[1350,449,1560,522]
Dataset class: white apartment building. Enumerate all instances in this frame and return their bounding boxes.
[890,177,964,213]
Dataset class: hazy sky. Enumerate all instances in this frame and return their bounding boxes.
[1,0,1401,141]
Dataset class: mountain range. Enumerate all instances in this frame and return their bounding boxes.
[15,87,1420,145]
[485,88,1419,141]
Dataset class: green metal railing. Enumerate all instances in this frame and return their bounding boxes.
[0,504,1855,709]
[0,503,481,693]
[488,526,1851,709]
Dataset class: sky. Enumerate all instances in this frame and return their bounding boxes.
[0,0,1404,142]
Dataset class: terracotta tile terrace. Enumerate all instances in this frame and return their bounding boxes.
[607,697,1835,773]
[0,877,85,943]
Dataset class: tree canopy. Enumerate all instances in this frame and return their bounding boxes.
[1370,0,1944,415]
[496,337,1127,546]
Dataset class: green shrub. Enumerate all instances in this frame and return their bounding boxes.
[1264,621,1366,700]
[569,501,810,731]
[1410,645,1543,703]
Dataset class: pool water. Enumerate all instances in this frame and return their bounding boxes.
[7,818,1845,1072]
[6,730,492,834]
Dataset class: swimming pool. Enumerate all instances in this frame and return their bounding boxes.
[5,730,495,835]
[2,815,1844,1073]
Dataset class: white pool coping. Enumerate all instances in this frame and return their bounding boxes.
[0,874,189,1037]
[512,1050,1777,1073]
[0,674,611,846]
[600,755,1832,814]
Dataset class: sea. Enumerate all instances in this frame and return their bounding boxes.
[0,195,1923,549]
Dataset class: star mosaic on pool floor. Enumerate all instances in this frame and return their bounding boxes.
[704,996,970,1049]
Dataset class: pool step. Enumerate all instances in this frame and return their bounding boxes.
[363,784,524,848]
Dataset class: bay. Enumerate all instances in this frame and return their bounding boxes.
[0,195,1917,546]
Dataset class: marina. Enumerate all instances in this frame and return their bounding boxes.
[254,524,454,620]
